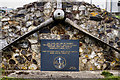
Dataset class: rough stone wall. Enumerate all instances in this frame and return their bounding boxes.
[2,23,120,70]
[1,1,120,70]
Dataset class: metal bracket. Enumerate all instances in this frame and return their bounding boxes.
[53,9,65,20]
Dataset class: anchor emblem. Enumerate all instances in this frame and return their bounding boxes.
[53,56,66,69]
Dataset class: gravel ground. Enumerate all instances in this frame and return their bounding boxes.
[5,70,120,79]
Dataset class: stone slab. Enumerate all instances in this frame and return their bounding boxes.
[5,70,120,78]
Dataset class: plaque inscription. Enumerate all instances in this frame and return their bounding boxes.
[41,40,79,71]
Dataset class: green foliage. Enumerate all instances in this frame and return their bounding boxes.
[101,71,114,77]
[99,71,120,80]
[1,77,31,80]
[0,16,2,18]
[115,15,120,19]
[98,77,120,80]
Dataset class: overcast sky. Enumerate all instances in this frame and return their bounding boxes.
[0,0,37,8]
[0,0,111,9]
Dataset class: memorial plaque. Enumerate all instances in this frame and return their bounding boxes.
[41,40,79,71]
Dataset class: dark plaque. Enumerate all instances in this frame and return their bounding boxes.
[41,40,79,71]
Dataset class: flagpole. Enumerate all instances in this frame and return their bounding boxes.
[106,0,107,11]
[90,0,92,4]
[110,0,112,13]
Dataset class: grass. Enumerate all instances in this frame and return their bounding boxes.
[98,77,120,80]
[101,71,114,77]
[98,71,120,80]
[115,15,120,19]
[0,68,31,80]
[0,16,2,19]
[1,77,32,80]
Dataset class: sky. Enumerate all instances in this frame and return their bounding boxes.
[0,0,118,9]
[0,0,38,9]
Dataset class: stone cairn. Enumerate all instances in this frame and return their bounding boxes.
[1,1,120,70]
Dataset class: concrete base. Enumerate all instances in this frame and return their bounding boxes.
[2,70,120,79]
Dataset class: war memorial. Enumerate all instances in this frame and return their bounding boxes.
[0,0,120,79]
